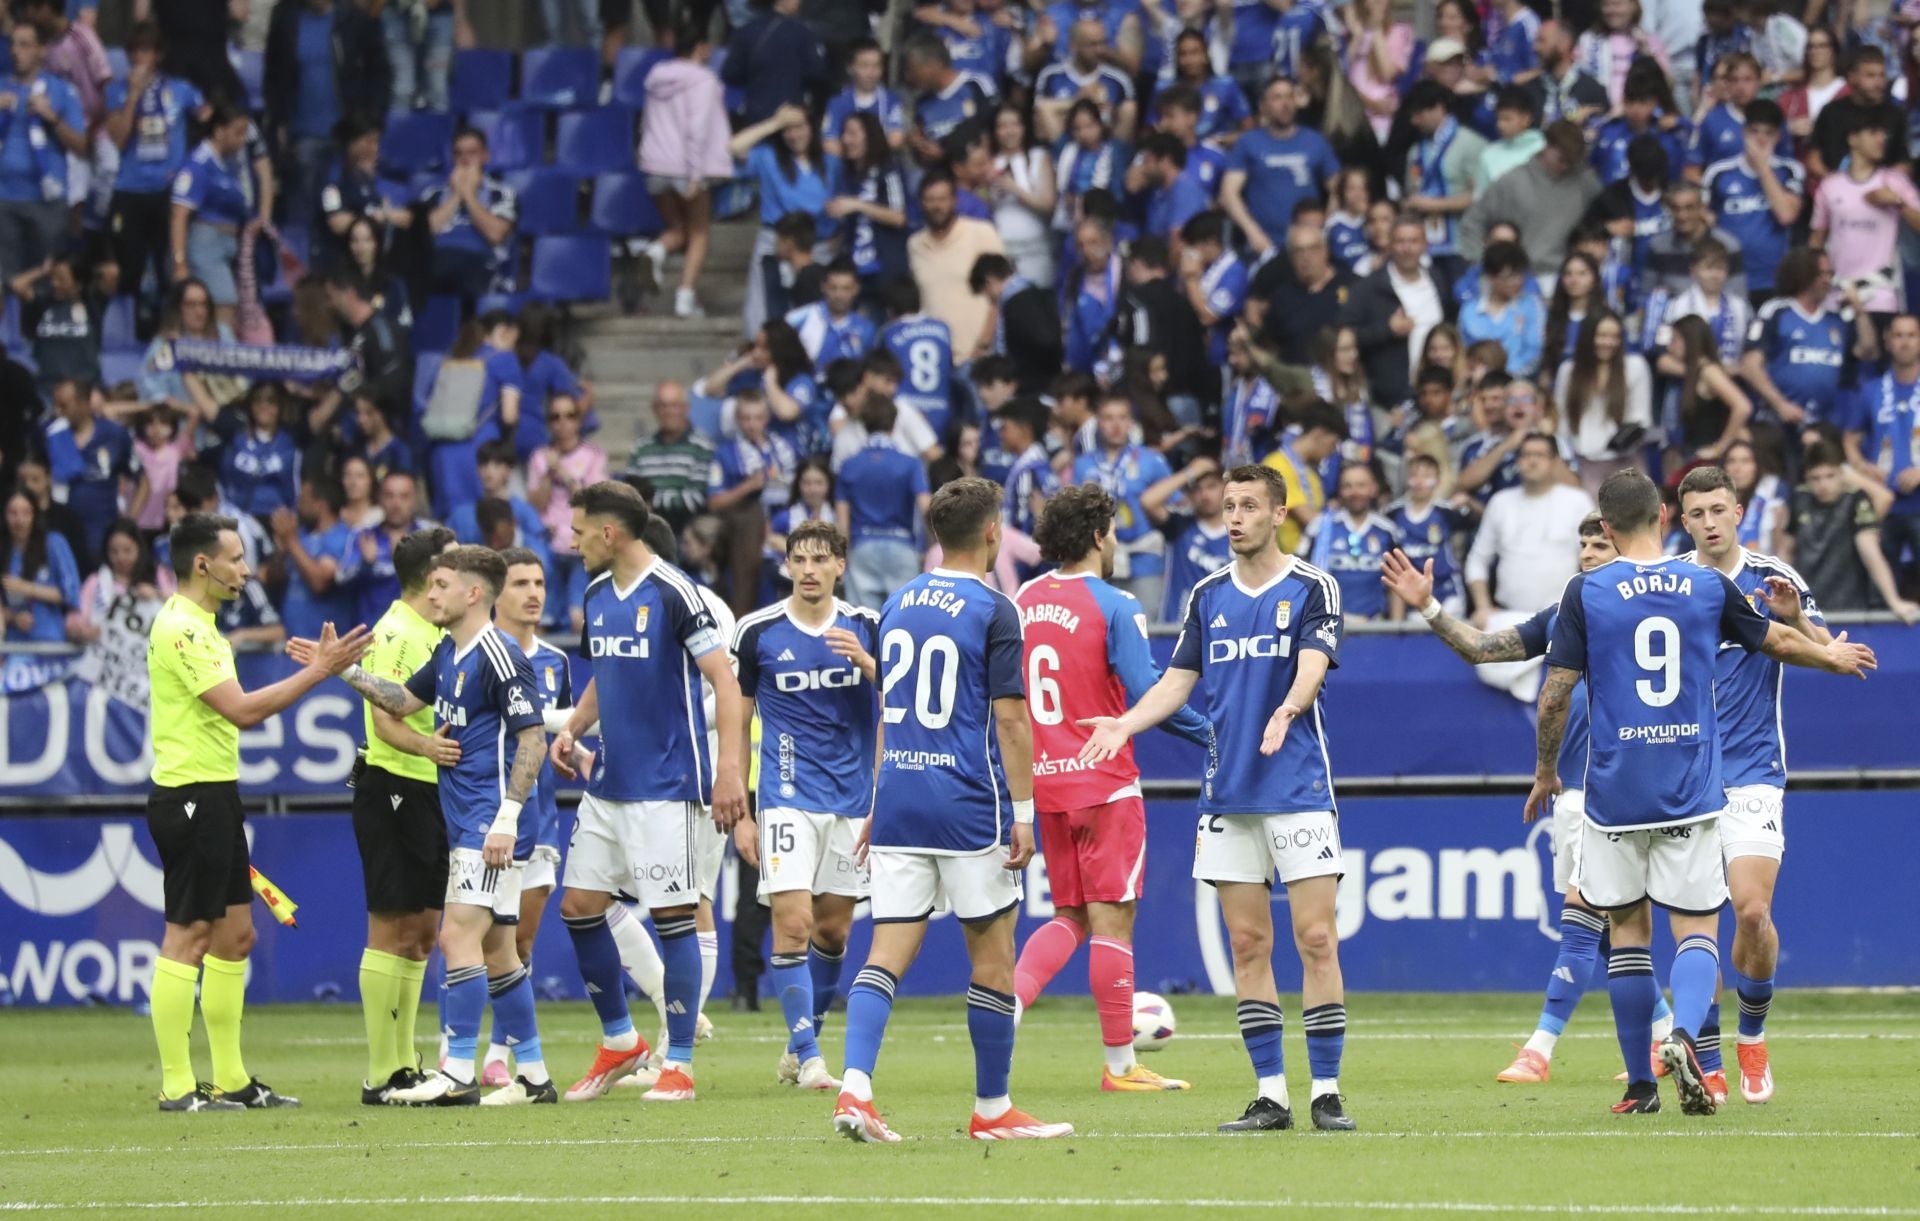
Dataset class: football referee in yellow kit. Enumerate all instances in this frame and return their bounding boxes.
[145,513,371,1112]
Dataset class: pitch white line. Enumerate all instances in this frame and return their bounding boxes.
[3,1194,1916,1216]
[4,1129,1910,1159]
[278,1030,1919,1048]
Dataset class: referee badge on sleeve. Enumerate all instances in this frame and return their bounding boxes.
[1276,600,1292,630]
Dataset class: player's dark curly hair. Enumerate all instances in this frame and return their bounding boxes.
[395,525,457,593]
[572,479,651,537]
[788,519,848,561]
[1034,484,1115,566]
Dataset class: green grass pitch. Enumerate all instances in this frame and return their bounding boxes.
[4,991,1917,1218]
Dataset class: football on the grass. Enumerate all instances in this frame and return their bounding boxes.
[1132,991,1176,1051]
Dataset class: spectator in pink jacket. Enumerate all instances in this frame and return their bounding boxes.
[638,21,734,319]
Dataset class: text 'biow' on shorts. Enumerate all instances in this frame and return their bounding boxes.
[444,848,525,924]
[1720,783,1785,865]
[1192,810,1343,887]
[564,794,702,909]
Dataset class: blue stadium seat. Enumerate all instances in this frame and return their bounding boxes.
[505,167,582,235]
[449,48,515,114]
[467,106,544,172]
[610,46,670,110]
[233,49,265,114]
[414,295,463,353]
[380,111,455,177]
[529,235,611,303]
[589,171,663,238]
[518,47,598,109]
[105,47,129,83]
[101,296,139,353]
[101,350,145,390]
[554,107,635,177]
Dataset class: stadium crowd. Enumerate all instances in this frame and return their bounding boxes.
[5,0,1920,656]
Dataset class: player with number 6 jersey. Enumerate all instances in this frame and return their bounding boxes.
[832,478,1072,1145]
[1531,469,1874,1118]
[1012,485,1209,1093]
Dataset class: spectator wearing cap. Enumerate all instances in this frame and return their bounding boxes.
[1639,180,1746,302]
[0,22,86,278]
[1220,75,1340,261]
[911,170,1004,360]
[422,125,518,309]
[1402,78,1487,280]
[1521,20,1608,126]
[1460,120,1600,288]
[721,0,829,126]
[1345,213,1457,409]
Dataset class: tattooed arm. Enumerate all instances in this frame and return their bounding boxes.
[341,663,430,719]
[1381,549,1535,663]
[506,724,544,804]
[1523,666,1579,825]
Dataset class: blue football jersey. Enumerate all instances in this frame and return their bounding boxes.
[870,570,1025,854]
[1074,444,1174,577]
[1170,560,1343,815]
[1545,557,1771,829]
[1514,604,1589,789]
[1704,155,1802,294]
[1306,510,1400,619]
[1746,299,1851,423]
[578,560,726,803]
[404,627,546,853]
[1678,549,1822,789]
[734,599,881,817]
[526,637,573,852]
[881,314,955,436]
[1388,500,1468,607]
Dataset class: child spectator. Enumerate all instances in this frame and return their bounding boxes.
[1476,88,1545,196]
[128,405,192,536]
[995,395,1058,540]
[9,254,103,400]
[1324,169,1373,273]
[836,395,931,608]
[1387,451,1471,613]
[219,383,300,521]
[1783,441,1919,619]
[822,37,907,157]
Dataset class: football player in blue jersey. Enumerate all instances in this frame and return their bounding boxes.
[547,481,748,1103]
[1676,466,1834,1106]
[731,520,880,1094]
[479,549,579,1089]
[328,546,554,1106]
[1082,463,1355,1134]
[1383,516,1682,1086]
[830,478,1072,1144]
[1529,470,1874,1116]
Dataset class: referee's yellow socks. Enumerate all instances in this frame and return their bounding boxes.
[150,956,199,1100]
[360,950,410,1082]
[392,956,430,1070]
[200,954,251,1093]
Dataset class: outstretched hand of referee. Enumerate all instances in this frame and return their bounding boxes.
[285,622,375,674]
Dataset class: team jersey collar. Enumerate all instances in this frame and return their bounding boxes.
[1230,554,1297,598]
[611,556,660,601]
[783,597,840,636]
[451,623,498,664]
[930,566,990,586]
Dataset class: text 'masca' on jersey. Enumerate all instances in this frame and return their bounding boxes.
[578,559,724,804]
[1169,559,1343,815]
[1545,556,1770,830]
[734,598,881,818]
[404,626,546,852]
[870,569,1024,855]
[1677,548,1824,788]
[1016,570,1210,811]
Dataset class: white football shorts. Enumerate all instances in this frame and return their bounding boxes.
[1552,788,1587,894]
[1720,783,1785,864]
[564,795,702,909]
[696,808,727,902]
[445,848,524,923]
[1576,816,1728,914]
[868,848,1020,923]
[1191,810,1342,887]
[520,843,562,893]
[757,808,869,899]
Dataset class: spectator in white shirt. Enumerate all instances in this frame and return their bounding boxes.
[1552,308,1653,498]
[1465,431,1596,623]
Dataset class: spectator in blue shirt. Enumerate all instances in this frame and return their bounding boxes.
[836,395,931,609]
[352,393,416,483]
[43,379,130,560]
[901,31,995,168]
[340,470,429,628]
[318,115,411,272]
[1034,17,1138,143]
[103,21,206,339]
[1064,212,1125,376]
[721,0,828,125]
[707,388,799,614]
[1054,99,1126,243]
[1178,210,1247,366]
[449,442,552,562]
[0,22,86,281]
[1459,240,1547,378]
[915,0,1013,92]
[732,102,835,337]
[1148,28,1249,141]
[994,395,1058,541]
[1700,97,1802,300]
[1589,68,1686,187]
[220,383,301,522]
[264,0,388,228]
[786,257,876,375]
[1220,75,1340,260]
[2,490,79,644]
[827,110,910,291]
[270,474,356,639]
[1138,132,1209,240]
[822,37,907,157]
[422,125,518,310]
[169,102,256,329]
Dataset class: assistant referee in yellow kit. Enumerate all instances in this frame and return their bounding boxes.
[145,513,370,1112]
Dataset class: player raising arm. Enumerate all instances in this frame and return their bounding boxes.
[1382,523,1679,1086]
[1011,485,1210,1092]
[145,513,370,1112]
[1082,464,1356,1134]
[730,520,878,1093]
[318,546,554,1105]
[1527,470,1873,1118]
[548,482,747,1103]
[831,478,1073,1144]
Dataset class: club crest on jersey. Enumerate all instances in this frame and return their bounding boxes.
[636,606,650,633]
[454,671,466,697]
[543,665,556,690]
[1275,600,1291,630]
[1428,523,1441,544]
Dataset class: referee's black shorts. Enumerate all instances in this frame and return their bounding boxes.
[146,781,250,926]
[352,765,448,914]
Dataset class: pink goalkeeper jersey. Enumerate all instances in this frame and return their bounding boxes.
[1813,167,1920,314]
